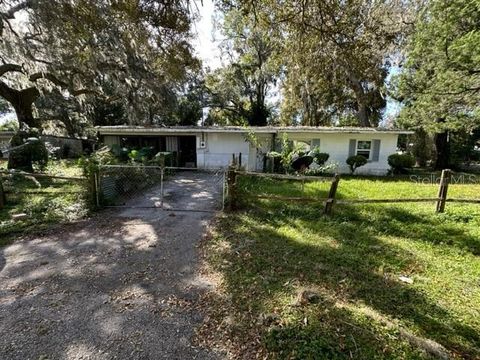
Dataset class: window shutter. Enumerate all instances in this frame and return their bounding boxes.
[372,139,381,162]
[348,139,356,157]
[311,139,320,148]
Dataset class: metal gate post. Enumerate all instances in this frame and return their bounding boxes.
[94,170,100,207]
[222,169,226,211]
[160,167,164,209]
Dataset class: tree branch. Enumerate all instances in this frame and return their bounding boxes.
[29,71,68,87]
[29,71,102,98]
[0,63,23,77]
[0,79,19,103]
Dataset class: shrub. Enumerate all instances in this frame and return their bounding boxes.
[346,155,368,174]
[154,152,174,166]
[110,144,129,162]
[304,162,339,176]
[388,153,415,174]
[78,147,117,178]
[127,147,155,163]
[309,148,330,166]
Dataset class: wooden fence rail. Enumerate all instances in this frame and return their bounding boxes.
[227,166,480,215]
[237,171,334,182]
[0,170,90,210]
[0,169,86,181]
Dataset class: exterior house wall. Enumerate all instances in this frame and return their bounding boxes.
[282,132,398,175]
[98,128,403,175]
[1,132,84,159]
[196,132,251,170]
[247,134,275,172]
[40,135,83,158]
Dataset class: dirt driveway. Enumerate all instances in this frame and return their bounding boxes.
[0,171,223,360]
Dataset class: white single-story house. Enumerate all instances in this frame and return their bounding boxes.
[97,126,413,175]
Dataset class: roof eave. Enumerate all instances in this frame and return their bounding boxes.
[95,126,414,135]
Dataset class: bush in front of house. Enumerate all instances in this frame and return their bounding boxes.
[304,162,339,176]
[309,147,330,166]
[388,153,415,174]
[346,155,368,174]
[110,144,129,162]
[128,147,155,163]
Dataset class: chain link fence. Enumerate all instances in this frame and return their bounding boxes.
[98,165,226,211]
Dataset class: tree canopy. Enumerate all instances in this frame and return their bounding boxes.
[396,0,480,132]
[395,0,480,168]
[1,0,478,172]
[0,0,199,134]
[214,0,417,127]
[205,8,280,126]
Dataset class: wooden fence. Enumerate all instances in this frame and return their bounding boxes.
[226,166,480,215]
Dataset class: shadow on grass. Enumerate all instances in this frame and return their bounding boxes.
[236,176,480,256]
[212,201,480,359]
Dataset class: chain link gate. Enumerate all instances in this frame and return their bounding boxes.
[97,165,226,212]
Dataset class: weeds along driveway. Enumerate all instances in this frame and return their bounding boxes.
[0,171,223,360]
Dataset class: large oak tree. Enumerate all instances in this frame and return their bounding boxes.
[0,0,198,132]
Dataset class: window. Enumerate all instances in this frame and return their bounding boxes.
[356,140,372,159]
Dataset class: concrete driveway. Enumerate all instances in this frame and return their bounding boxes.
[0,171,223,360]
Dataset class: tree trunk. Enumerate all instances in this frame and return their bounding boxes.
[413,128,429,167]
[13,97,41,128]
[347,73,371,127]
[434,130,450,170]
[356,100,370,127]
[0,81,41,128]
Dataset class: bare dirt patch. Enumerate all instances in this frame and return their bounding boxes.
[0,172,223,360]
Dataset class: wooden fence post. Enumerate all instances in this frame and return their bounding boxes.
[227,164,238,211]
[324,174,340,215]
[436,169,451,213]
[0,175,5,209]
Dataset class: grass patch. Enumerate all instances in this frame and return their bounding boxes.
[0,160,89,245]
[203,175,480,359]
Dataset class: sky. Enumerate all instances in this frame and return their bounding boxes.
[192,0,222,70]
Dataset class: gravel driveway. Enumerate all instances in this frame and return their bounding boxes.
[0,171,223,360]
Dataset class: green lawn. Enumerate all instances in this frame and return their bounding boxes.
[202,174,480,359]
[0,160,89,245]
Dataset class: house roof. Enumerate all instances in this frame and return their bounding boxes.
[96,125,414,136]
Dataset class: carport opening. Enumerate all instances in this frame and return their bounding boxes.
[178,136,197,168]
[118,135,197,167]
